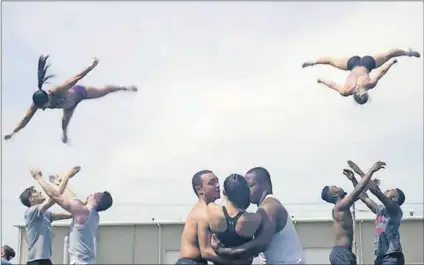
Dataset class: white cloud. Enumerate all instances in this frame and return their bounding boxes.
[1,1,422,251]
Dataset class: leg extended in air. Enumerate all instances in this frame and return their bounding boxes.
[302,57,351,71]
[371,48,420,68]
[85,85,138,100]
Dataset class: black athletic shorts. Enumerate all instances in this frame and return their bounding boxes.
[27,259,53,265]
[374,252,405,265]
[329,245,357,265]
[347,55,377,72]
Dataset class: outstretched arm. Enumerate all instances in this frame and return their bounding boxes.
[32,167,79,214]
[317,78,348,96]
[51,212,73,221]
[32,168,86,216]
[51,58,99,94]
[368,60,397,88]
[4,104,38,140]
[367,182,401,216]
[345,169,379,214]
[48,169,82,220]
[336,161,385,211]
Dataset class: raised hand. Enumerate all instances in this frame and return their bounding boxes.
[343,169,355,181]
[69,166,81,176]
[4,133,13,141]
[370,161,386,173]
[49,174,61,185]
[30,169,43,180]
[347,160,364,176]
[91,57,99,68]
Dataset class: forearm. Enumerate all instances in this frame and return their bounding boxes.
[63,188,78,200]
[216,242,264,258]
[13,117,31,133]
[320,79,340,90]
[56,175,71,195]
[75,64,95,80]
[348,170,375,203]
[203,250,240,265]
[37,179,61,198]
[356,170,374,189]
[52,212,73,221]
[379,62,395,75]
[354,180,378,213]
[369,186,396,212]
[350,178,369,199]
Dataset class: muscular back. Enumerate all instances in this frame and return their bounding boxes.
[332,208,354,247]
[207,203,261,238]
[343,67,374,95]
[179,203,207,261]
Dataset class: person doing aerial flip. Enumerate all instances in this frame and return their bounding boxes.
[4,55,138,143]
[302,48,420,105]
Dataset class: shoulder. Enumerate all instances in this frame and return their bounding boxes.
[188,204,208,221]
[340,89,352,97]
[244,211,262,223]
[206,203,221,215]
[261,196,282,211]
[26,205,40,214]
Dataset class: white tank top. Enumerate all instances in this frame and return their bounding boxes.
[258,194,306,264]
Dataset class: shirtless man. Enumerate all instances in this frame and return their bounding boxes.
[302,48,420,104]
[212,167,305,264]
[346,161,406,265]
[177,170,222,264]
[320,161,386,265]
[4,55,137,144]
[201,174,262,264]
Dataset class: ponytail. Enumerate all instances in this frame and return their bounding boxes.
[37,55,55,90]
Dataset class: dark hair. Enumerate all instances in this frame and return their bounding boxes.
[2,245,15,260]
[32,55,55,108]
[192,170,213,196]
[321,186,333,203]
[224,174,250,210]
[353,92,369,105]
[246,167,272,191]
[19,187,34,207]
[96,191,113,212]
[396,188,405,206]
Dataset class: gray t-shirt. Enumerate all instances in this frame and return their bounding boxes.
[24,205,53,262]
[68,205,99,264]
[374,205,403,257]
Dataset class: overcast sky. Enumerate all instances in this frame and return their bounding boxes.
[1,1,423,254]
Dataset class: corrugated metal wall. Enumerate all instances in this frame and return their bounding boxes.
[17,218,424,264]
